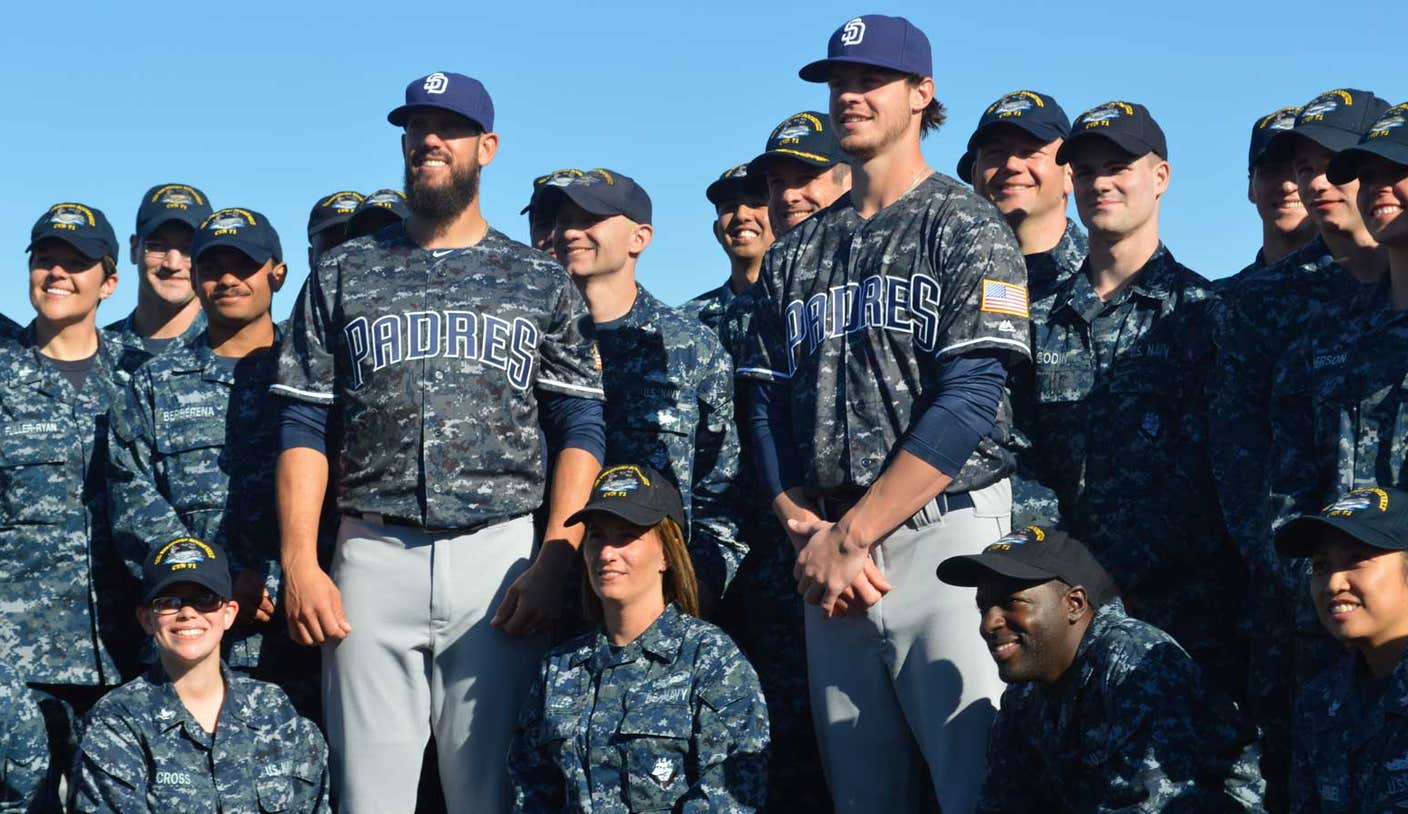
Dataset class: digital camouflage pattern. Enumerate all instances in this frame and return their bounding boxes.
[1291,652,1408,813]
[978,600,1266,813]
[107,330,288,670]
[272,224,605,530]
[0,314,20,346]
[508,603,769,813]
[592,285,742,596]
[1011,218,1087,528]
[104,310,208,375]
[678,280,737,344]
[737,173,1031,493]
[0,328,135,686]
[1011,244,1246,686]
[0,659,46,812]
[73,665,329,813]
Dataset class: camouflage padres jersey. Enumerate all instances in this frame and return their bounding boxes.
[1010,245,1241,671]
[0,328,135,685]
[591,286,742,596]
[508,603,768,813]
[107,330,286,670]
[104,309,208,375]
[737,173,1031,493]
[1291,651,1408,812]
[272,225,604,530]
[0,659,46,811]
[73,665,329,813]
[978,600,1265,813]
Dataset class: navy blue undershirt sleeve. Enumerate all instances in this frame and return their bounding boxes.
[901,354,1008,478]
[278,398,330,455]
[540,392,606,464]
[747,380,803,499]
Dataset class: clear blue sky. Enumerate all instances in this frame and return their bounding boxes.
[4,1,1406,324]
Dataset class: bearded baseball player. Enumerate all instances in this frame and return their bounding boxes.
[739,15,1029,813]
[271,71,605,812]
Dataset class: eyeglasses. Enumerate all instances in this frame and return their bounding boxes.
[149,591,225,615]
[142,241,189,259]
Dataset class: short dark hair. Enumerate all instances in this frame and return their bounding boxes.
[906,75,946,137]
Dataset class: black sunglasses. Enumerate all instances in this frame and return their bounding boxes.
[149,591,225,615]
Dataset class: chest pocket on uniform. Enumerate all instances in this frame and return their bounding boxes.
[153,420,229,517]
[614,379,698,472]
[1034,359,1094,405]
[617,694,694,812]
[255,756,322,813]
[0,434,69,527]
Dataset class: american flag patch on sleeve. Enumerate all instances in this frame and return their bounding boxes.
[980,279,1030,317]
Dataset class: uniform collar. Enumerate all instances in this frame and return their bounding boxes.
[147,662,258,739]
[15,324,122,396]
[575,603,687,670]
[593,284,662,332]
[1058,243,1177,323]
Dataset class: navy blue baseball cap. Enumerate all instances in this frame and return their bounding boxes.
[566,464,686,530]
[521,168,586,216]
[957,90,1071,184]
[192,208,283,265]
[746,111,848,178]
[800,14,932,82]
[388,71,494,133]
[706,164,764,206]
[346,189,409,239]
[135,184,213,239]
[143,537,232,603]
[1265,89,1391,161]
[307,191,365,239]
[27,202,119,260]
[1057,101,1168,164]
[1276,487,1408,558]
[1327,103,1408,185]
[937,525,1120,608]
[1247,107,1302,170]
[538,168,652,225]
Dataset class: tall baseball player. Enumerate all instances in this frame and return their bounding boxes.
[106,183,213,372]
[271,71,605,812]
[739,15,1029,812]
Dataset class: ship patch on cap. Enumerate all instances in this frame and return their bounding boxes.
[152,537,217,570]
[984,525,1046,552]
[771,112,826,144]
[362,189,406,209]
[1077,101,1135,129]
[987,91,1044,118]
[596,464,649,494]
[203,208,258,233]
[1323,487,1389,516]
[1298,90,1354,124]
[1257,107,1301,132]
[47,204,96,230]
[1368,105,1408,139]
[320,192,363,214]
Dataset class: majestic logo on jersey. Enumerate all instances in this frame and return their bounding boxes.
[343,309,540,391]
[840,17,866,46]
[781,272,946,376]
[423,72,449,94]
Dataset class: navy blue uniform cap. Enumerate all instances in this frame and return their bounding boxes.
[28,202,119,260]
[192,208,283,265]
[521,169,587,216]
[800,14,932,82]
[346,189,409,239]
[538,168,652,225]
[1277,487,1408,558]
[1247,107,1301,170]
[307,191,365,239]
[136,184,213,239]
[1056,101,1168,164]
[143,537,233,603]
[706,163,764,206]
[388,71,494,133]
[1265,88,1391,161]
[937,525,1120,608]
[566,464,685,530]
[1327,103,1408,184]
[957,90,1070,184]
[746,111,847,179]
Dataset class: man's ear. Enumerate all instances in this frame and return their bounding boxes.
[1065,585,1090,623]
[129,234,140,267]
[629,223,655,256]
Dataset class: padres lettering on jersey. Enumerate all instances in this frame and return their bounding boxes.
[344,309,539,390]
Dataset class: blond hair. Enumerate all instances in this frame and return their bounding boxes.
[581,516,701,621]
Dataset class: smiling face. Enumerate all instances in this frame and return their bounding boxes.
[553,200,652,280]
[972,125,1071,226]
[1291,137,1366,239]
[137,583,237,668]
[1249,157,1310,238]
[400,109,498,222]
[1355,154,1408,247]
[713,190,774,263]
[1310,532,1408,649]
[27,238,116,327]
[1068,140,1169,239]
[764,158,850,234]
[130,220,196,310]
[975,575,1089,685]
[193,246,285,331]
[583,514,668,609]
[828,64,932,160]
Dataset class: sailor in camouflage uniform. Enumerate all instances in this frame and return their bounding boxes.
[509,466,768,813]
[741,17,1029,811]
[0,659,46,813]
[0,314,20,345]
[1274,487,1408,813]
[272,72,606,812]
[305,190,364,269]
[522,168,588,256]
[344,188,409,242]
[937,526,1265,813]
[958,89,1087,529]
[543,169,744,604]
[679,164,773,340]
[107,207,318,714]
[74,539,329,814]
[744,110,853,237]
[105,184,212,374]
[1,202,138,810]
[1012,100,1248,699]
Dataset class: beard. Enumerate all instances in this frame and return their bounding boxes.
[404,157,481,225]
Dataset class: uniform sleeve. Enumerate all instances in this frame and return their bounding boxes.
[1265,335,1331,558]
[735,251,793,383]
[291,717,332,814]
[976,701,1042,814]
[928,202,1031,367]
[508,662,564,814]
[270,265,337,405]
[72,705,151,814]
[687,336,745,600]
[1287,686,1319,814]
[0,672,46,814]
[106,374,191,577]
[535,275,605,401]
[680,638,769,813]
